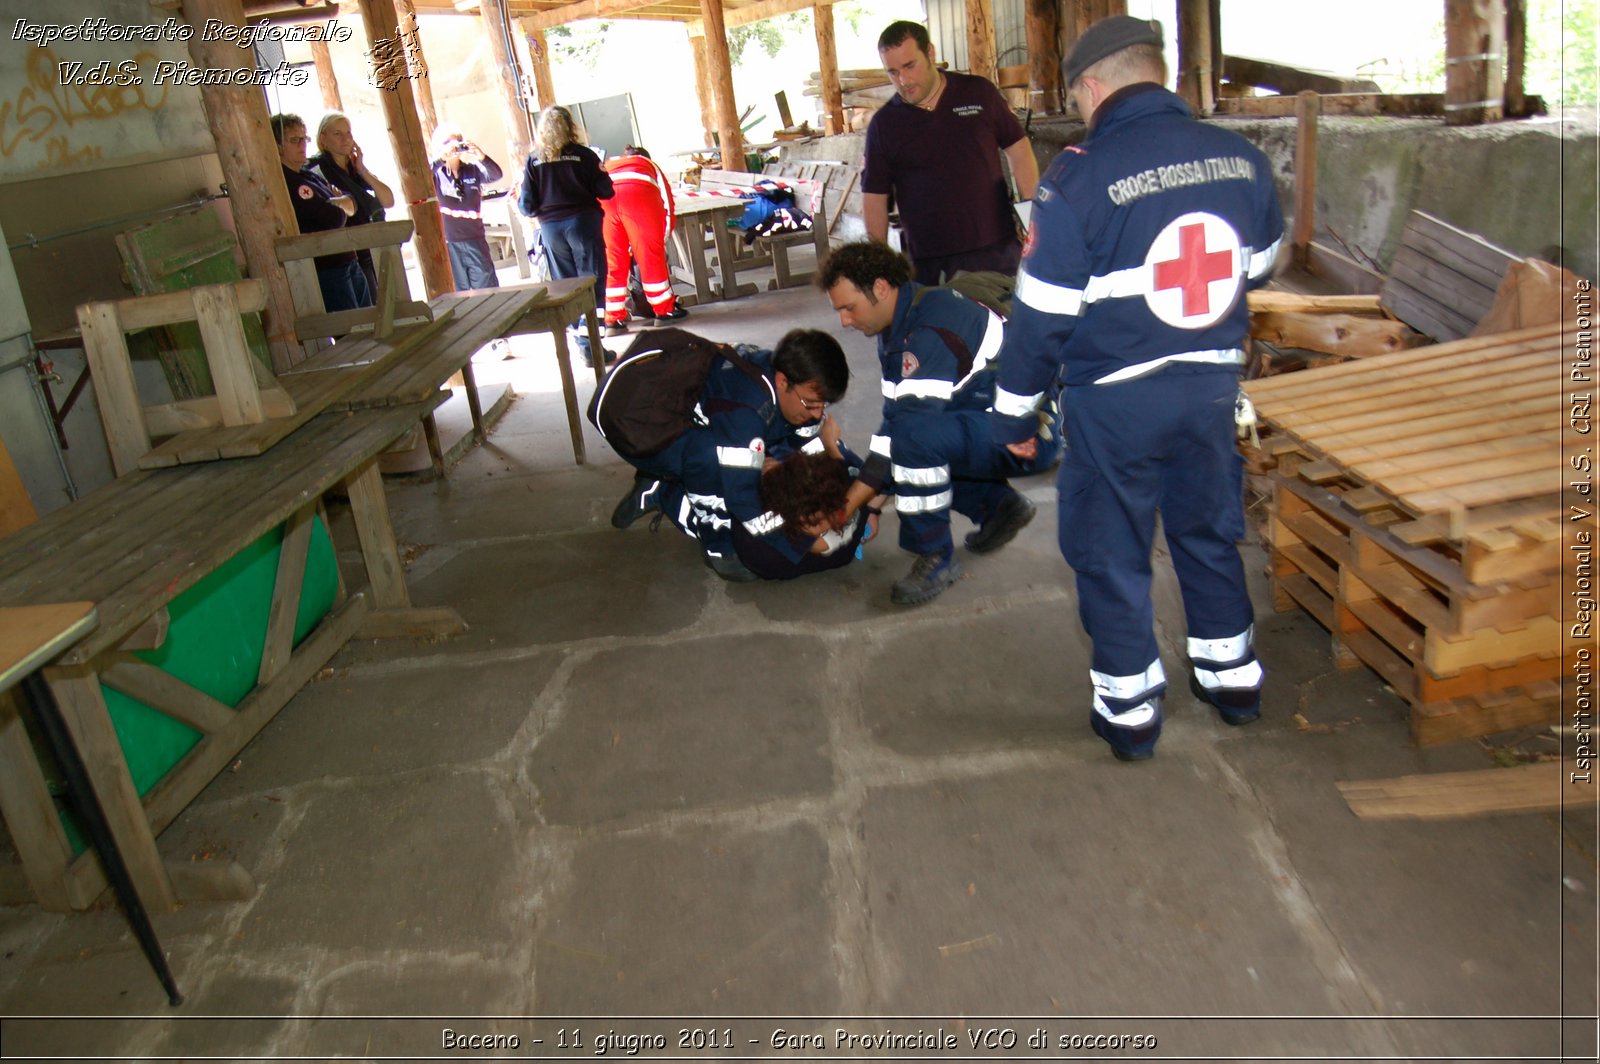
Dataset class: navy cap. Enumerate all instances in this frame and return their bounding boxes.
[1061,15,1163,87]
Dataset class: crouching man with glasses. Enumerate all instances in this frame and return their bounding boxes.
[610,329,857,584]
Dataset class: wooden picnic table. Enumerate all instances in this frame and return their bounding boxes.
[669,197,760,306]
[0,399,452,913]
[282,277,606,467]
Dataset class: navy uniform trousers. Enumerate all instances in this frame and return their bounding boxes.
[893,407,1061,557]
[1059,367,1255,748]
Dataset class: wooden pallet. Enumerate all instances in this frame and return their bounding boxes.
[1245,320,1562,526]
[1245,322,1564,742]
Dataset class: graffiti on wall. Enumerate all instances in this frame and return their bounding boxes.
[0,49,171,170]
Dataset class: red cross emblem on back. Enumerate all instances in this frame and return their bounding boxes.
[1153,222,1234,316]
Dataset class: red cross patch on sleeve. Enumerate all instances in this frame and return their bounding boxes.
[901,351,920,377]
[297,184,314,200]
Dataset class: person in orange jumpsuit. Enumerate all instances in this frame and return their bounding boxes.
[600,146,687,334]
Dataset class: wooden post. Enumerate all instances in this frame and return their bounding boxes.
[181,0,301,372]
[1292,90,1319,269]
[697,0,744,168]
[1444,0,1505,126]
[1504,0,1526,116]
[1208,0,1223,104]
[1060,0,1126,89]
[1025,0,1060,113]
[1176,0,1214,115]
[965,0,997,83]
[521,24,557,111]
[395,0,439,137]
[480,0,534,169]
[689,32,717,148]
[310,38,343,111]
[358,0,454,299]
[813,3,845,135]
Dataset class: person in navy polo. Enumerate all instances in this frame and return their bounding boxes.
[862,21,1038,287]
[991,16,1285,761]
[272,112,371,316]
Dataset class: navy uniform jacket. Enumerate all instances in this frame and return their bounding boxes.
[858,283,1004,493]
[993,84,1284,438]
[696,347,825,558]
[431,154,503,242]
[517,142,614,222]
[283,164,355,271]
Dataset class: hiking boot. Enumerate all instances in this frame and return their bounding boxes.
[964,490,1035,554]
[890,549,960,606]
[704,550,758,583]
[611,474,663,530]
[1189,673,1261,726]
[1090,703,1162,761]
[648,305,689,326]
[604,319,630,337]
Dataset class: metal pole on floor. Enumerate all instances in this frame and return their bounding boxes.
[21,672,183,1006]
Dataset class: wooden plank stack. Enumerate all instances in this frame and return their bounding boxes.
[1244,320,1564,743]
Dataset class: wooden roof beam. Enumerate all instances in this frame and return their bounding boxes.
[686,0,831,36]
[520,0,666,31]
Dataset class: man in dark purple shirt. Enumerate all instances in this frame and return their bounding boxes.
[863,21,1039,286]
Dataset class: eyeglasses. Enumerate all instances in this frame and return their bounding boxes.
[792,392,827,413]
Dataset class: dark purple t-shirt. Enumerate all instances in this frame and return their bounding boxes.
[862,71,1025,260]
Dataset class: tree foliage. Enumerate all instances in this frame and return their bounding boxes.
[546,22,611,69]
[729,12,810,66]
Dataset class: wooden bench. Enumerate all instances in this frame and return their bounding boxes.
[275,220,433,350]
[1247,211,1521,370]
[77,279,457,475]
[0,399,459,912]
[693,169,830,290]
[1379,210,1522,342]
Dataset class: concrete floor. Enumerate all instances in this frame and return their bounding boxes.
[0,279,1594,1062]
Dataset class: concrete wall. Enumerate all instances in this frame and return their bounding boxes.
[788,112,1600,283]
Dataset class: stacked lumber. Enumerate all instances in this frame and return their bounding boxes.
[1247,290,1429,372]
[1244,321,1564,744]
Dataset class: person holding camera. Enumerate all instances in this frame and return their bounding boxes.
[430,124,504,291]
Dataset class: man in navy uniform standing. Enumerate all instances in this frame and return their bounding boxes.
[991,17,1285,760]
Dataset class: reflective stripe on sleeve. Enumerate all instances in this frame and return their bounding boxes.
[1015,268,1084,316]
[1082,263,1152,303]
[882,378,955,402]
[1248,237,1283,278]
[869,434,893,459]
[716,446,763,470]
[800,436,827,454]
[993,385,1044,419]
